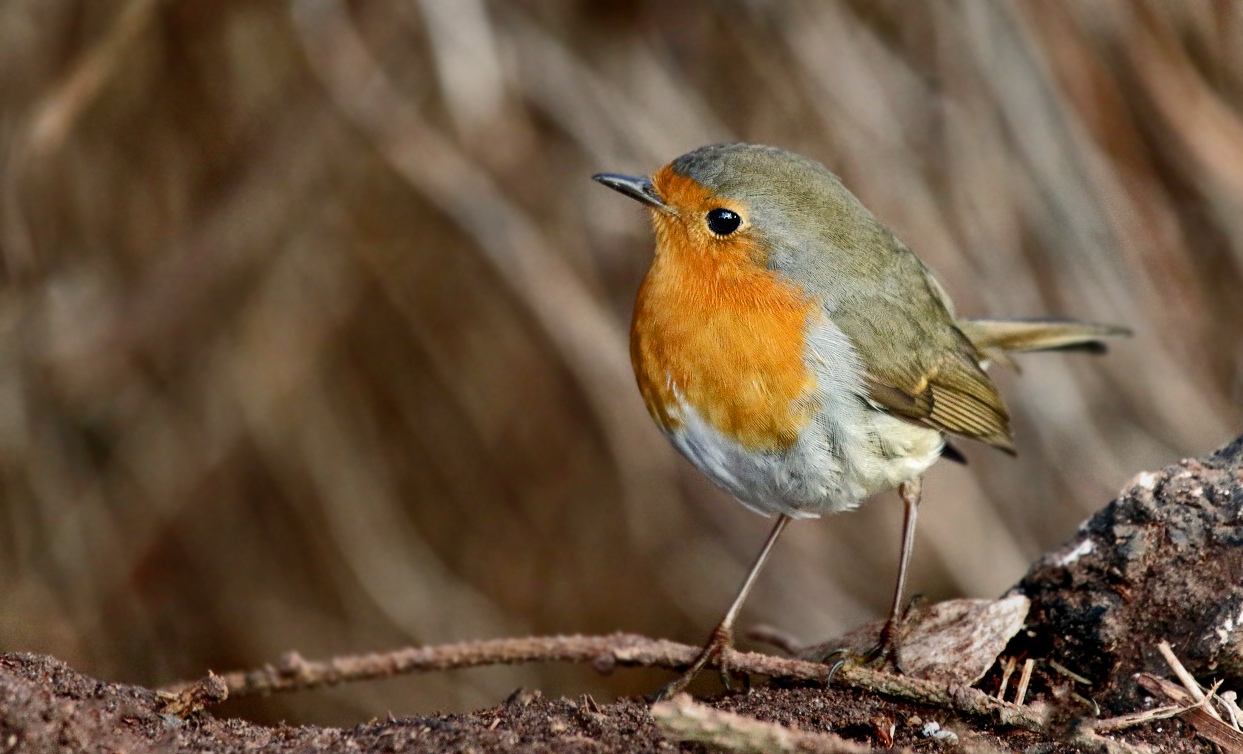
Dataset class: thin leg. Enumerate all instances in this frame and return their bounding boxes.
[652,515,792,701]
[870,477,922,668]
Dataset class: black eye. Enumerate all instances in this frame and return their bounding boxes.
[706,208,742,236]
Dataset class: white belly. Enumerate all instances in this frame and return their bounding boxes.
[661,317,944,518]
[665,394,943,518]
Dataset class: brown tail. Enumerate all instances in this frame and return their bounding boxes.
[958,317,1131,367]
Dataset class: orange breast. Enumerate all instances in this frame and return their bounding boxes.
[630,169,819,452]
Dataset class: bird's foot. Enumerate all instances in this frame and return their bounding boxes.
[649,625,747,702]
[817,635,903,686]
[812,598,922,684]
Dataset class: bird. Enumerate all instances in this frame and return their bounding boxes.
[592,143,1128,700]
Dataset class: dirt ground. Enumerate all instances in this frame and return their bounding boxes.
[0,651,1206,753]
[4,435,1242,752]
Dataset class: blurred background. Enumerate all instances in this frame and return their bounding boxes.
[2,0,1241,725]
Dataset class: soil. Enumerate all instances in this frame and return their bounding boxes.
[0,652,1203,752]
[2,435,1240,752]
[1015,435,1243,712]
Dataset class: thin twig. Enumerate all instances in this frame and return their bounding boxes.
[1219,691,1243,731]
[1157,640,1222,721]
[164,633,1047,731]
[1047,659,1091,685]
[997,655,1018,701]
[1015,658,1035,706]
[1093,703,1203,733]
[1070,728,1160,754]
[1138,673,1243,753]
[652,694,892,753]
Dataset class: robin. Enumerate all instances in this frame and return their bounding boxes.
[593,143,1128,700]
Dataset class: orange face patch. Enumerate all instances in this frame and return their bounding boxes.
[629,166,819,452]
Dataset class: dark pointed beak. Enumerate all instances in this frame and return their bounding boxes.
[592,173,670,212]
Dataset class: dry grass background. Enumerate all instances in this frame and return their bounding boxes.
[1,0,1240,725]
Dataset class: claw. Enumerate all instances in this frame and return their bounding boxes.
[824,653,850,686]
[650,626,743,702]
[815,606,917,684]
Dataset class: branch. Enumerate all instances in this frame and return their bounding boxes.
[164,632,1046,732]
[652,694,888,753]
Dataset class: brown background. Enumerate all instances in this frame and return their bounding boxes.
[1,0,1240,725]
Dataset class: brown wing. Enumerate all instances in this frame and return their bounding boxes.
[863,345,1016,454]
[769,212,1016,452]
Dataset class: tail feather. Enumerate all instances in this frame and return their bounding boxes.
[958,317,1131,366]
